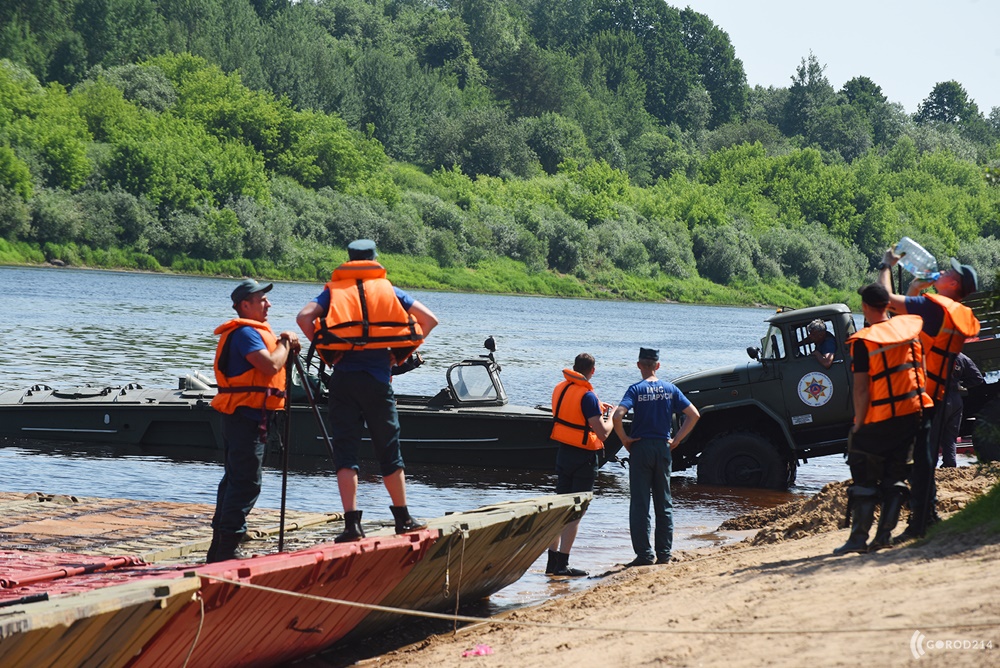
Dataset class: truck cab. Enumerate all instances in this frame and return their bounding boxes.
[671,304,858,489]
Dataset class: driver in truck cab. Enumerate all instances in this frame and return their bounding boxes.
[802,318,837,369]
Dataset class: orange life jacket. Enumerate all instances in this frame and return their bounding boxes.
[848,315,933,424]
[211,319,286,415]
[921,294,981,402]
[550,369,602,450]
[312,261,424,365]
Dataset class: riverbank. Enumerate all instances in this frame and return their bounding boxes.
[1,244,856,309]
[347,466,999,668]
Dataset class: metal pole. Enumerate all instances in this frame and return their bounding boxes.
[278,356,292,552]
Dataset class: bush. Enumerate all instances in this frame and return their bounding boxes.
[0,145,33,200]
[593,212,653,276]
[646,217,696,278]
[515,202,593,274]
[759,223,868,289]
[693,223,760,285]
[0,185,31,239]
[523,113,591,175]
[428,228,462,268]
[29,188,83,243]
[76,186,161,251]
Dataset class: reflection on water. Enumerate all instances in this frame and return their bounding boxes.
[1,266,854,608]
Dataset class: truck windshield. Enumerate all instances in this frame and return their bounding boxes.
[761,324,786,360]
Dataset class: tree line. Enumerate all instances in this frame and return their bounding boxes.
[1,0,999,305]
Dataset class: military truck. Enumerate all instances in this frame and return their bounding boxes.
[669,293,1000,490]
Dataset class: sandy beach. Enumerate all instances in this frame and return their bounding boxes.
[354,466,999,668]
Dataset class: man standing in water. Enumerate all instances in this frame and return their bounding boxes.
[546,353,615,577]
[878,252,980,539]
[208,279,300,563]
[613,348,700,567]
[297,240,438,543]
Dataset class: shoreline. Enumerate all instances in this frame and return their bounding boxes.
[1,260,811,310]
[332,466,1000,667]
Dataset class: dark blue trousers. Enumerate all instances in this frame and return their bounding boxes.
[327,370,405,475]
[628,438,673,561]
[211,412,266,535]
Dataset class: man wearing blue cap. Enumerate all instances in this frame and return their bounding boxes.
[207,279,300,562]
[613,347,700,567]
[297,240,438,542]
[878,251,981,540]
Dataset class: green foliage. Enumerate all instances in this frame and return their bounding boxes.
[0,237,44,263]
[29,187,83,243]
[693,221,760,285]
[0,144,32,200]
[522,112,590,175]
[2,2,1000,309]
[0,185,31,239]
[76,186,162,251]
[423,104,537,177]
[89,63,178,112]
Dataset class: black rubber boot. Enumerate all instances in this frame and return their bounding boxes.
[334,510,366,543]
[390,505,427,534]
[205,529,221,564]
[206,531,243,563]
[870,485,908,551]
[545,549,559,575]
[549,551,588,577]
[833,492,877,556]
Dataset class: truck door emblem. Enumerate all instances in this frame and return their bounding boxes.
[798,372,833,407]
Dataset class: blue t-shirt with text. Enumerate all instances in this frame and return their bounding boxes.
[618,378,691,440]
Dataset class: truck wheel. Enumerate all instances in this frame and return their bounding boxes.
[697,432,789,490]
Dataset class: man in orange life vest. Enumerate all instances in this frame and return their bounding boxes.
[878,252,980,540]
[546,353,615,577]
[834,283,932,555]
[297,240,438,543]
[207,279,300,563]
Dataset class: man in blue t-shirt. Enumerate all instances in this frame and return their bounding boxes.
[613,347,700,567]
[208,279,299,563]
[296,240,439,543]
[804,319,837,369]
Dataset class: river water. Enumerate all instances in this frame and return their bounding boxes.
[0,265,857,608]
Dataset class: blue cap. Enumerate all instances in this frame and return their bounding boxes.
[348,239,378,261]
[638,347,659,361]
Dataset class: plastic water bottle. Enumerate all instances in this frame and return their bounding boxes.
[894,237,940,280]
